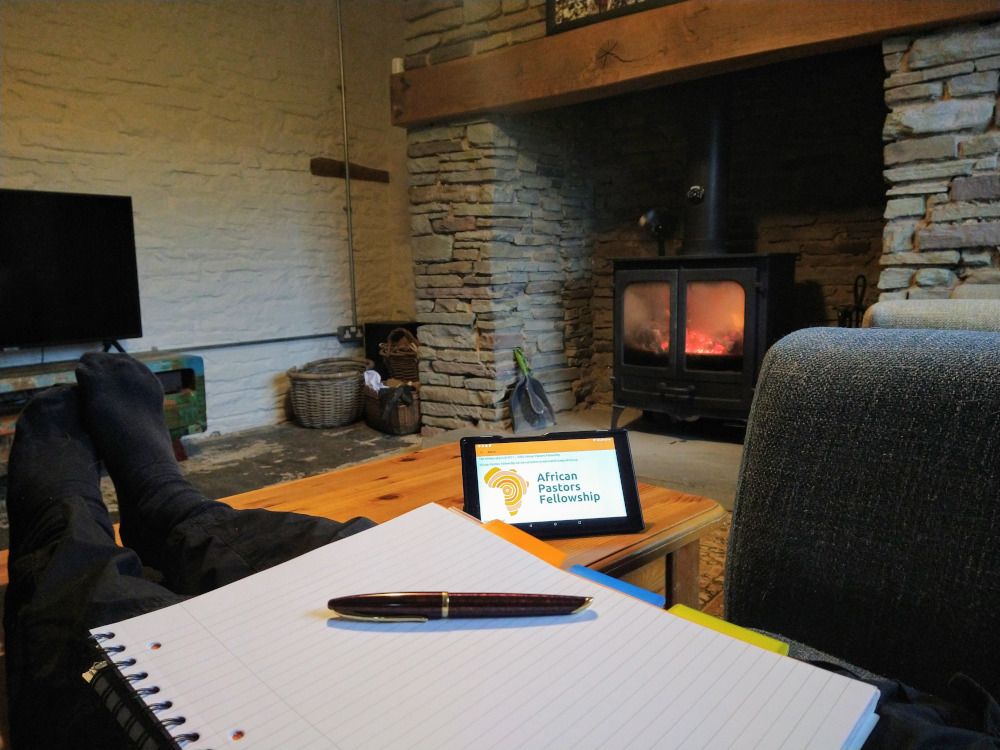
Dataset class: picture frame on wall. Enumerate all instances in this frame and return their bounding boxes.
[546,0,683,35]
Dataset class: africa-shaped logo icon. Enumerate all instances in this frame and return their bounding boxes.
[484,467,529,517]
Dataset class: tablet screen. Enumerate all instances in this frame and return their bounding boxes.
[461,430,644,539]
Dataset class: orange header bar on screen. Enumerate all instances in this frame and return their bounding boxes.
[475,437,614,457]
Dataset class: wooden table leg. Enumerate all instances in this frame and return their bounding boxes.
[666,539,700,609]
[618,561,666,601]
[615,539,703,610]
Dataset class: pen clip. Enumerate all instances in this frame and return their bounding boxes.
[328,608,428,624]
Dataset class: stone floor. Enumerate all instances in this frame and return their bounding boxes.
[179,419,423,501]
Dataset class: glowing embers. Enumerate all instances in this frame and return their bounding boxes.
[684,280,745,370]
[622,279,745,371]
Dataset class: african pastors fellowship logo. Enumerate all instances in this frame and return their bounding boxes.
[484,467,529,517]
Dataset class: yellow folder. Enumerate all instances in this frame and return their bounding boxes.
[668,604,789,655]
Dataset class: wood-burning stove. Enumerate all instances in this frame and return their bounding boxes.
[610,83,798,426]
[611,253,795,426]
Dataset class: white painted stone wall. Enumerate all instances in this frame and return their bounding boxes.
[0,0,413,434]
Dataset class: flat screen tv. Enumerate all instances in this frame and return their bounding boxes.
[0,187,143,349]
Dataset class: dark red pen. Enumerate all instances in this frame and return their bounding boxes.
[327,592,592,622]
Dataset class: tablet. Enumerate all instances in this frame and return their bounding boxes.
[460,429,645,539]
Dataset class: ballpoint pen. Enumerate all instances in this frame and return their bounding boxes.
[327,592,592,622]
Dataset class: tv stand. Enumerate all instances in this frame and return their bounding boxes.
[0,352,206,475]
[102,340,126,353]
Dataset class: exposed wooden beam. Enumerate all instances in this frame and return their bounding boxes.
[390,0,1000,128]
[310,157,390,183]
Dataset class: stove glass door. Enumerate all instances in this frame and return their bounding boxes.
[622,279,673,368]
[683,279,746,372]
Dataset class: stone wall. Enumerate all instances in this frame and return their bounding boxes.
[880,22,1000,300]
[409,116,593,433]
[403,0,546,69]
[400,0,604,426]
[0,0,412,434]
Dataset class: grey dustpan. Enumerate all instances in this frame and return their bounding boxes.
[510,347,556,433]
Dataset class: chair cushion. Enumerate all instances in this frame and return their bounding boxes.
[862,299,1000,330]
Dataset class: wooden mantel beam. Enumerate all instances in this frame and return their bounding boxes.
[390,0,1000,128]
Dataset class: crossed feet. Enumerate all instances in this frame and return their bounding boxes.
[7,353,186,558]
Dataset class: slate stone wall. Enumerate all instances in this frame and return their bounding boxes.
[409,116,594,432]
[403,0,546,69]
[880,22,1000,300]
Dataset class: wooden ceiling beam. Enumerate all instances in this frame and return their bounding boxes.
[390,0,1000,128]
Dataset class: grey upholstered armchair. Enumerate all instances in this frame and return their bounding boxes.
[724,327,1000,702]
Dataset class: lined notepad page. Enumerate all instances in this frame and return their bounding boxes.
[93,503,878,749]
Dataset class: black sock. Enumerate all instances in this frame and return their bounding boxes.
[6,385,109,557]
[74,353,175,482]
[75,352,219,566]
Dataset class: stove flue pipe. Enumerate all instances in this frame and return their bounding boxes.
[681,82,729,255]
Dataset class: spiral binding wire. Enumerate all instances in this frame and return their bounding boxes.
[90,633,205,748]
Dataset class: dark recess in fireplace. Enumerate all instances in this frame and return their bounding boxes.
[611,78,798,425]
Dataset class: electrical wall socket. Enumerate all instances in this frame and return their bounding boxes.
[337,325,363,344]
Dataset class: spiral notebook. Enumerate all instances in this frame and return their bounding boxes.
[88,503,879,749]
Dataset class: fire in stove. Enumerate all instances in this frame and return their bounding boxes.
[685,328,739,355]
[686,280,745,356]
[622,280,745,368]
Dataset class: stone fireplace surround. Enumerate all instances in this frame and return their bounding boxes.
[406,18,1000,435]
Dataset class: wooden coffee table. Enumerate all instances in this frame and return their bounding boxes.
[224,442,726,608]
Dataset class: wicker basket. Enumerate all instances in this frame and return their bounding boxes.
[287,358,371,428]
[364,381,420,435]
[378,327,419,382]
